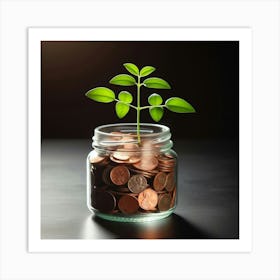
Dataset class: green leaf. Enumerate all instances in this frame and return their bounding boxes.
[165,97,196,113]
[118,91,133,104]
[115,102,130,118]
[123,63,139,76]
[148,93,163,106]
[140,66,156,77]
[85,87,115,103]
[109,74,136,86]
[149,107,164,122]
[143,77,171,89]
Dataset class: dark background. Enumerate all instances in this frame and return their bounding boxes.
[41,41,239,140]
[41,41,239,239]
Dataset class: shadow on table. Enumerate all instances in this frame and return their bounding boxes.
[92,213,212,239]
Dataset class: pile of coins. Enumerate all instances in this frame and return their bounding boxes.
[89,148,177,215]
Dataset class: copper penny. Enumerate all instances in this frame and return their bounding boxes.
[164,153,175,159]
[110,154,141,164]
[165,172,175,192]
[123,143,139,150]
[110,154,128,163]
[91,191,116,212]
[158,193,172,211]
[158,155,176,172]
[158,154,176,162]
[155,190,168,194]
[118,195,139,214]
[128,175,148,193]
[112,191,138,197]
[110,165,130,186]
[133,156,158,171]
[138,188,158,210]
[127,156,141,164]
[111,151,130,161]
[128,167,158,179]
[153,172,167,191]
[89,151,106,164]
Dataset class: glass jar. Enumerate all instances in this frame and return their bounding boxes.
[86,123,177,222]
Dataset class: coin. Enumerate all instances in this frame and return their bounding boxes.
[110,165,130,186]
[123,143,139,150]
[118,195,139,214]
[91,190,116,212]
[158,154,176,172]
[111,190,138,197]
[110,154,128,163]
[133,156,158,171]
[138,188,158,210]
[158,164,175,172]
[164,153,176,159]
[110,154,141,164]
[159,168,174,173]
[127,156,141,164]
[158,193,172,211]
[165,172,175,192]
[153,172,167,191]
[111,151,130,161]
[128,174,148,193]
[89,151,107,164]
[158,154,176,162]
[155,190,168,194]
[128,167,158,179]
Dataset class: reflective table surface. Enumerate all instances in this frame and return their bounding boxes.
[41,139,239,239]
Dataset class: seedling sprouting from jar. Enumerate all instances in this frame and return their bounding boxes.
[85,63,195,143]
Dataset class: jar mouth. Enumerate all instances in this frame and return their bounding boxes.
[92,123,172,152]
[95,123,169,137]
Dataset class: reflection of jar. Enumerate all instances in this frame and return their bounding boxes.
[87,123,177,222]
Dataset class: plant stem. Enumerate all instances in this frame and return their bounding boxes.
[114,99,137,110]
[136,76,141,143]
[140,104,167,110]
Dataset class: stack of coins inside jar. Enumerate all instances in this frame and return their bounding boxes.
[89,132,177,216]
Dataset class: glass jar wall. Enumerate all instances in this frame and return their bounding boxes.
[87,123,177,222]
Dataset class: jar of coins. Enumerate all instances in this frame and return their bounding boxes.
[87,123,177,222]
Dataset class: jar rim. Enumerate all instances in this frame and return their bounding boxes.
[94,123,170,138]
[92,123,172,152]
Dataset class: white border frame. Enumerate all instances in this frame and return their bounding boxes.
[28,27,252,253]
[1,1,279,279]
